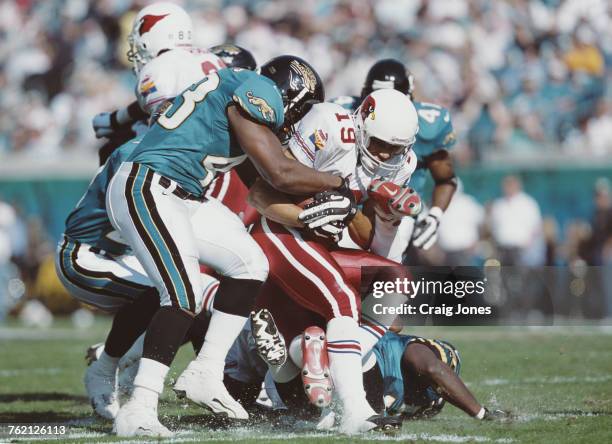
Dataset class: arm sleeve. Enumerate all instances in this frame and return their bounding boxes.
[232,77,284,130]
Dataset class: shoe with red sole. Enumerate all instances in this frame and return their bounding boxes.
[301,326,333,408]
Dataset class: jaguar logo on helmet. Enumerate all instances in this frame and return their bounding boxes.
[138,14,169,35]
[289,60,316,93]
[361,94,376,121]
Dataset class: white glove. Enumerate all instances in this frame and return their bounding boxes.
[412,206,443,250]
[297,190,356,229]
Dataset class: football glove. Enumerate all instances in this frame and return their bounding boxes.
[368,179,422,222]
[412,206,443,250]
[92,111,121,138]
[306,220,345,243]
[298,177,357,228]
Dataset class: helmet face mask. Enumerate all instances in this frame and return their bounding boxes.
[354,89,419,178]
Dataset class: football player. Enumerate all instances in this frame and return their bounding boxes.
[210,44,257,71]
[107,55,356,437]
[93,2,225,164]
[331,59,457,252]
[371,331,506,421]
[246,88,421,434]
[199,287,506,427]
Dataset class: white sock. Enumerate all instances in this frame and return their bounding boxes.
[96,351,120,376]
[475,407,486,419]
[118,334,144,371]
[326,317,374,417]
[194,310,247,378]
[356,320,388,358]
[132,386,159,409]
[269,337,301,383]
[133,357,169,396]
[288,334,304,368]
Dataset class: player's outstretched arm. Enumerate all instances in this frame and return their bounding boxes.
[404,343,481,417]
[228,106,343,195]
[247,178,304,228]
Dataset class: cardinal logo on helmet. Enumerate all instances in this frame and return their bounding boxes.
[138,14,169,35]
[361,94,376,121]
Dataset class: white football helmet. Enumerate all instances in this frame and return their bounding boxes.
[127,2,193,73]
[354,88,419,177]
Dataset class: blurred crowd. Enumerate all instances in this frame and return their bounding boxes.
[1,0,612,322]
[2,173,612,321]
[0,0,611,161]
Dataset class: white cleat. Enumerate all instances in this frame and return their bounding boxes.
[84,359,119,420]
[113,399,173,438]
[174,363,249,420]
[250,309,287,366]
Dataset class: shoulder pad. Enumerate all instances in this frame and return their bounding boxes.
[232,74,284,130]
[300,102,355,152]
[137,49,200,115]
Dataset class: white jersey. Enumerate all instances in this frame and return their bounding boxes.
[288,102,417,201]
[287,102,356,177]
[287,101,418,259]
[136,47,225,115]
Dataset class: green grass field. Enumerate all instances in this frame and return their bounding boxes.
[0,319,611,443]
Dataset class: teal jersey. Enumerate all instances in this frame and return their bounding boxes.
[64,137,143,255]
[330,96,456,194]
[373,332,461,417]
[128,68,284,196]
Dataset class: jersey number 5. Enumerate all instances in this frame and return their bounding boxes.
[158,73,221,130]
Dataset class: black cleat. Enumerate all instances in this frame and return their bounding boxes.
[483,408,511,422]
[367,414,402,433]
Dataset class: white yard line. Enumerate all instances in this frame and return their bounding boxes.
[0,328,101,341]
[478,374,612,386]
[0,368,62,377]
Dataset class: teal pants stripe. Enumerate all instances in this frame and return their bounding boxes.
[58,238,140,301]
[126,164,194,310]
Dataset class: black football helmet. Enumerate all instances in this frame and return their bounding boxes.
[209,44,257,70]
[361,58,415,100]
[259,55,325,142]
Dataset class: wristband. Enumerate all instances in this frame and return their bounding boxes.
[109,110,121,130]
[127,101,148,121]
[428,206,444,221]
